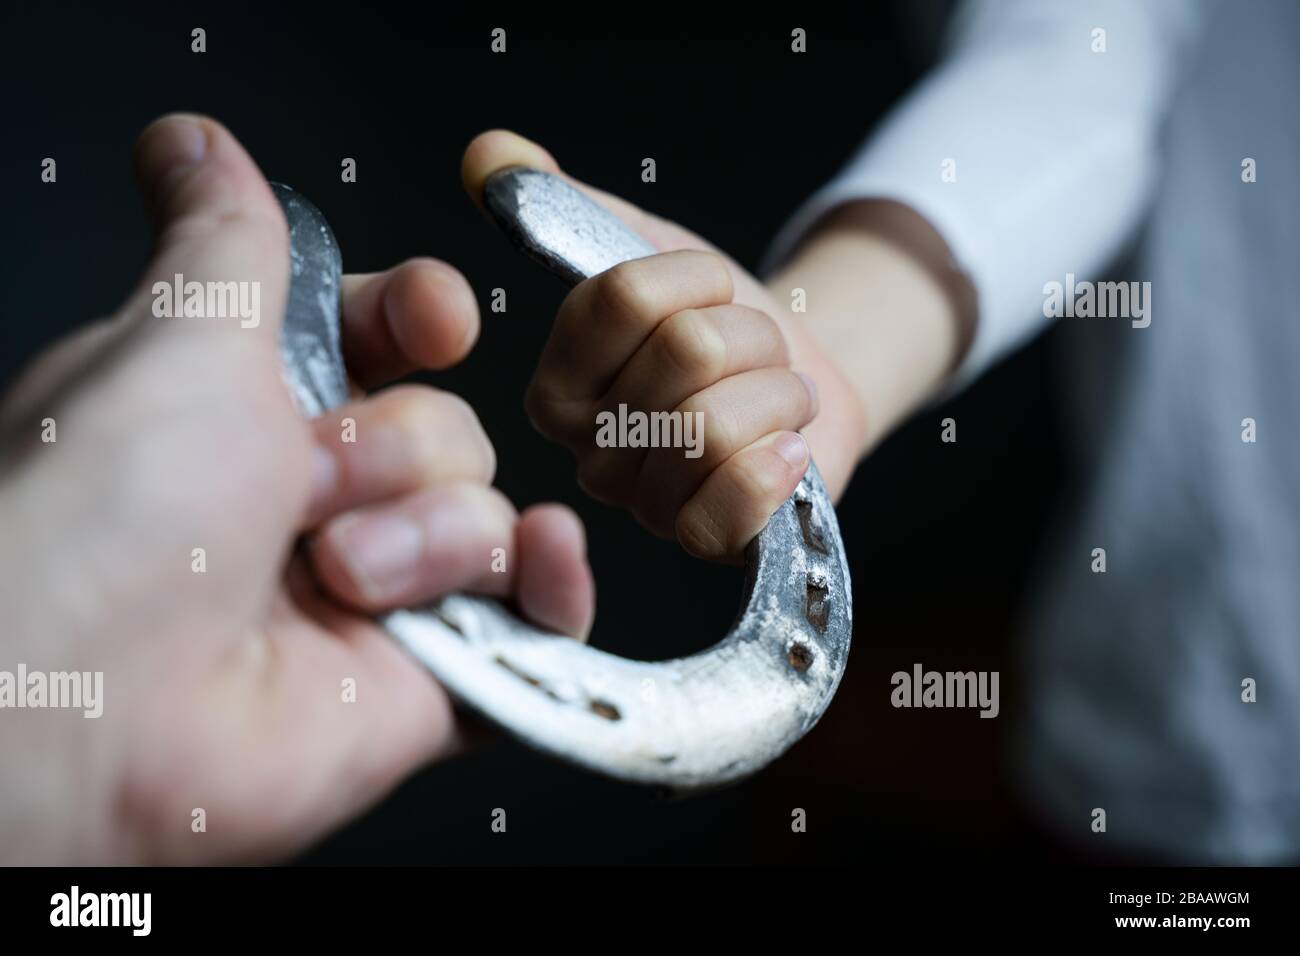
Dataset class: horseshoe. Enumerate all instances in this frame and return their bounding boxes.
[272,172,853,790]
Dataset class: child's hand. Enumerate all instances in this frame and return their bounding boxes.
[463,131,868,562]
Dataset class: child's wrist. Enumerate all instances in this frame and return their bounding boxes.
[766,199,976,456]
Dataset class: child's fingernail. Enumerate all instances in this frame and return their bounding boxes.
[774,432,809,469]
[797,373,820,415]
[334,513,424,600]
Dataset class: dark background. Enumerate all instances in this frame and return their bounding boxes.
[2,5,1069,863]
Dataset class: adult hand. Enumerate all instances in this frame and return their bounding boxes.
[0,115,594,864]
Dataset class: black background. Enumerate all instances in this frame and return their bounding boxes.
[1,4,1069,864]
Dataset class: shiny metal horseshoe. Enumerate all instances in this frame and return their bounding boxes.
[272,173,853,790]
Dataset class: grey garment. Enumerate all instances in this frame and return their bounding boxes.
[1018,4,1300,863]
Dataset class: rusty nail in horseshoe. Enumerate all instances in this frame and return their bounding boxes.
[271,172,853,791]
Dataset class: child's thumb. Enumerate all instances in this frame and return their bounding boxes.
[461,129,711,256]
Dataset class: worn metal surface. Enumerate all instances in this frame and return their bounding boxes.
[272,174,853,790]
[272,184,348,417]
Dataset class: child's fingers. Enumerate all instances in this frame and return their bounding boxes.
[605,304,790,417]
[571,304,790,504]
[304,385,495,528]
[459,130,819,567]
[530,250,733,412]
[675,431,811,563]
[631,367,819,537]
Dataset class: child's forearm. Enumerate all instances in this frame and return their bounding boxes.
[765,199,977,464]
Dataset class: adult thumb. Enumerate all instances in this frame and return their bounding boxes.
[125,114,289,345]
[2,117,290,437]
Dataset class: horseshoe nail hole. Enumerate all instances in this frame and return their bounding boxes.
[433,608,465,636]
[787,641,815,672]
[795,499,829,555]
[493,655,538,686]
[493,655,562,703]
[805,576,830,632]
[491,656,623,719]
[589,699,622,721]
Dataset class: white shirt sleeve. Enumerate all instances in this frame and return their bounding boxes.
[762,0,1204,391]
